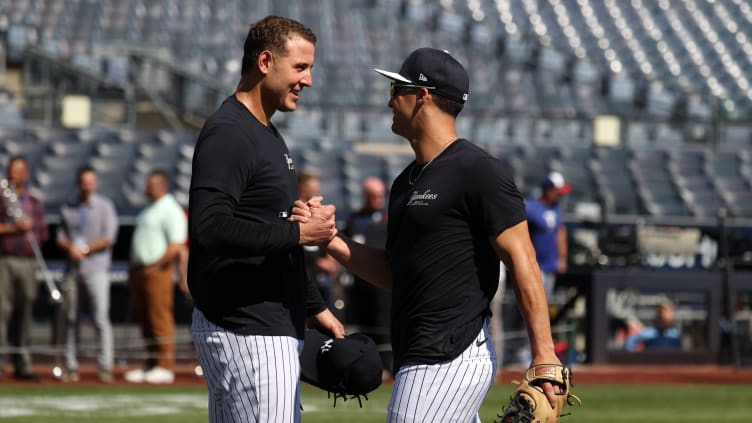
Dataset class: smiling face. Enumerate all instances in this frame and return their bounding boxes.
[262,36,315,113]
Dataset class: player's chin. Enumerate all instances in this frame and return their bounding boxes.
[281,96,299,111]
[390,120,404,136]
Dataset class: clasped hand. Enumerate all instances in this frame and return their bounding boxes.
[290,196,337,246]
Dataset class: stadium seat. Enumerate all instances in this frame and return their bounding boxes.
[94,142,136,160]
[2,0,752,222]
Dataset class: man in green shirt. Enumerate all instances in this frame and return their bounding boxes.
[125,170,187,384]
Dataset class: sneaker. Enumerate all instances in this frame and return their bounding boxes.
[52,366,79,382]
[13,372,41,382]
[124,368,145,383]
[63,370,80,383]
[98,370,113,384]
[143,366,174,384]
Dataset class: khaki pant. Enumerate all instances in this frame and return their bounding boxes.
[0,256,38,375]
[128,265,175,370]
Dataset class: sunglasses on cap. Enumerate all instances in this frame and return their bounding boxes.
[390,82,436,98]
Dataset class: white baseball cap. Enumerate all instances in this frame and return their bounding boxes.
[542,171,571,194]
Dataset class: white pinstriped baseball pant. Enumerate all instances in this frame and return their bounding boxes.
[192,308,303,423]
[387,320,497,423]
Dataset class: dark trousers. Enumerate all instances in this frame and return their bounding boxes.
[0,256,38,375]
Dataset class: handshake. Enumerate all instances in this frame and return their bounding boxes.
[290,195,338,246]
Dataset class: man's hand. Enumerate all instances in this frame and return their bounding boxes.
[14,218,31,233]
[557,256,567,274]
[531,357,564,408]
[306,308,345,339]
[290,197,333,223]
[178,277,192,301]
[496,364,581,423]
[68,247,86,262]
[292,198,337,246]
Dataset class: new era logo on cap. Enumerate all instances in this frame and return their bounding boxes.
[374,47,469,104]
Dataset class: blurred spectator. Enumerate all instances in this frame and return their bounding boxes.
[526,171,570,300]
[298,170,341,313]
[344,176,387,243]
[124,170,187,384]
[297,170,321,203]
[0,156,48,382]
[507,172,570,365]
[625,300,682,351]
[55,166,119,383]
[342,176,392,374]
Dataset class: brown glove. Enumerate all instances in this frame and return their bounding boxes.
[496,364,581,423]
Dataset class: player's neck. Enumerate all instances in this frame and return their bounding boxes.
[410,119,458,164]
[235,77,274,126]
[412,133,458,165]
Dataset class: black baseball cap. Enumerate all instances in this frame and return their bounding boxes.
[300,329,382,396]
[374,47,469,103]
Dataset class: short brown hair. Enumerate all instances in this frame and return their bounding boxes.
[76,165,96,183]
[148,169,170,188]
[297,169,319,186]
[241,16,317,76]
[433,95,464,118]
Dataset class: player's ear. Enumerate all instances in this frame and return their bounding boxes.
[257,50,274,75]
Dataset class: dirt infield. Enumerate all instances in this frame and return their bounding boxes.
[3,363,751,387]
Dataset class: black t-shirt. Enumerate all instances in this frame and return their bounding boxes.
[188,96,325,338]
[386,139,525,371]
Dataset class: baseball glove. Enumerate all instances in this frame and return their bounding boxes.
[496,364,581,423]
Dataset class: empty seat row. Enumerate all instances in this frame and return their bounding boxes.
[1,123,750,220]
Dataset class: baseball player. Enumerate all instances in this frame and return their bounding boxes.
[296,48,562,422]
[188,16,344,423]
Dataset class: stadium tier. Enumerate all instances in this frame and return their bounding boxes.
[2,0,752,118]
[0,0,750,222]
[0,125,750,226]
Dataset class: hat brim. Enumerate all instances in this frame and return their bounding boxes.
[559,184,572,194]
[300,328,331,387]
[373,68,412,83]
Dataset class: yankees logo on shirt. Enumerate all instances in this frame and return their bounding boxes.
[406,189,439,206]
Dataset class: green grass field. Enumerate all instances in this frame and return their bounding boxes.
[0,384,750,422]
